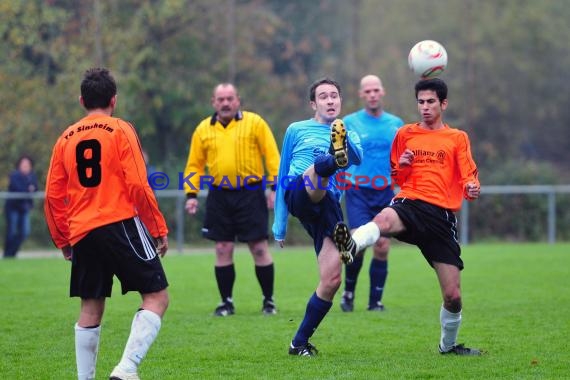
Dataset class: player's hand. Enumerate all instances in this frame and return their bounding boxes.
[399,149,414,167]
[155,236,169,257]
[185,198,198,215]
[465,182,480,199]
[61,245,72,261]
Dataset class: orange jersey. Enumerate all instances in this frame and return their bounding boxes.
[44,114,168,248]
[391,123,479,211]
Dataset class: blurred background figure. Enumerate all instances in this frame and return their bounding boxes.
[3,155,38,258]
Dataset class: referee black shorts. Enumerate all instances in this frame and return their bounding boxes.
[70,216,169,298]
[202,184,269,242]
[390,198,464,270]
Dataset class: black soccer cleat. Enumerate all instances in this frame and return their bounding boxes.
[262,298,277,315]
[213,301,235,317]
[367,301,385,312]
[289,341,319,357]
[340,291,354,312]
[333,222,357,265]
[329,119,349,168]
[439,343,482,356]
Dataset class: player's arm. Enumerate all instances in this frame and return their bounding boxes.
[272,126,295,245]
[120,123,168,238]
[44,140,71,249]
[390,131,412,186]
[456,132,480,200]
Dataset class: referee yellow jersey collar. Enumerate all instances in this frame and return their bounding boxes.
[210,110,243,125]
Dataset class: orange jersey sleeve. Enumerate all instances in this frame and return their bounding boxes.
[390,123,479,211]
[44,114,168,248]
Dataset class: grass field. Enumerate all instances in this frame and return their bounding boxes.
[1,243,569,379]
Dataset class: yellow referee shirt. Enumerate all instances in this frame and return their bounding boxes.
[183,110,280,195]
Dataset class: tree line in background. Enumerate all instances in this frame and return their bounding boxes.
[1,0,569,243]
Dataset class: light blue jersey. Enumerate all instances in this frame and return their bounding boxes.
[343,109,403,188]
[272,119,363,241]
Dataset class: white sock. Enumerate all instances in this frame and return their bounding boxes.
[75,323,101,380]
[116,309,162,373]
[352,222,380,251]
[440,305,462,351]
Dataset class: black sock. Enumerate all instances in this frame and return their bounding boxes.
[215,264,235,303]
[255,263,274,300]
[314,154,337,177]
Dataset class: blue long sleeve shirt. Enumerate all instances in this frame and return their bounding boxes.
[343,109,403,188]
[272,119,363,241]
[5,170,38,212]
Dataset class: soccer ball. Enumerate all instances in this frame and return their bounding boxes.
[408,40,448,79]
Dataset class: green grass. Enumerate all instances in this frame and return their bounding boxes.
[1,243,569,379]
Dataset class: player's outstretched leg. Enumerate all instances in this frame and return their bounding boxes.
[329,119,348,168]
[333,222,357,265]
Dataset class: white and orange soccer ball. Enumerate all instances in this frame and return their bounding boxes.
[408,40,448,79]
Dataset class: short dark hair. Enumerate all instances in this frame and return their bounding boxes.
[309,77,342,102]
[80,68,117,110]
[415,78,447,103]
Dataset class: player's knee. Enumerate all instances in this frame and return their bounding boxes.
[328,273,342,291]
[215,242,234,258]
[373,209,397,234]
[144,289,169,315]
[321,270,342,292]
[443,293,462,313]
[250,246,268,258]
[373,238,390,259]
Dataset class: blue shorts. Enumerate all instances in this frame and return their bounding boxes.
[285,175,343,254]
[345,187,394,229]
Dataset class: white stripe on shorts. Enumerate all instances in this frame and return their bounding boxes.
[121,217,157,261]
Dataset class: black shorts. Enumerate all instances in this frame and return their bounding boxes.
[203,185,268,242]
[70,217,169,298]
[390,198,463,270]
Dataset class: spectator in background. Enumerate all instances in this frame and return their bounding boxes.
[142,149,158,193]
[142,149,157,176]
[3,155,38,258]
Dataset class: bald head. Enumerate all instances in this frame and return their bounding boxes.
[359,75,385,115]
[360,75,383,91]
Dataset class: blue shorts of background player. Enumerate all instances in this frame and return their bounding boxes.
[341,186,395,312]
